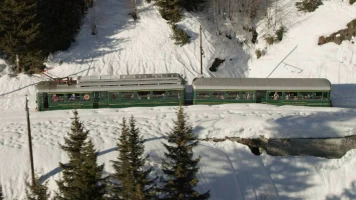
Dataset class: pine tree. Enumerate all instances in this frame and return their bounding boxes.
[182,0,205,11]
[160,107,210,200]
[0,183,3,200]
[128,116,157,200]
[0,0,87,73]
[111,117,157,200]
[111,118,130,200]
[56,110,106,200]
[155,0,183,23]
[43,0,86,51]
[26,181,50,200]
[171,24,190,46]
[0,0,46,73]
[80,140,107,199]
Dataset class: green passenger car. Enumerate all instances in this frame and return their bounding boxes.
[192,77,332,107]
[35,73,186,111]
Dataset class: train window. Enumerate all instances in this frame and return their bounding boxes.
[240,92,247,100]
[323,92,328,100]
[245,92,254,100]
[153,91,165,99]
[137,91,151,100]
[51,94,64,102]
[226,91,239,99]
[285,92,298,100]
[121,92,134,100]
[241,92,253,100]
[314,92,323,100]
[269,92,282,100]
[98,92,108,101]
[212,91,225,100]
[300,92,313,100]
[196,92,209,99]
[111,92,120,100]
[167,91,180,99]
[66,93,81,101]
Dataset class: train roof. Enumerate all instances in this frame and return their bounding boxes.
[192,78,331,91]
[35,73,185,93]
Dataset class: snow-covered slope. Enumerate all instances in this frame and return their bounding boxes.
[1,0,356,199]
[1,107,356,200]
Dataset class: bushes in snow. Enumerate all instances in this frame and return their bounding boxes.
[255,49,262,59]
[296,0,321,12]
[318,19,356,45]
[154,0,192,46]
[265,35,275,45]
[296,0,323,12]
[276,26,286,41]
[171,24,191,46]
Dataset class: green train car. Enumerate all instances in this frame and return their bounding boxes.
[35,73,186,111]
[35,74,332,111]
[192,77,332,107]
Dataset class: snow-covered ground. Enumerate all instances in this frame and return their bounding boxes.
[1,0,356,199]
[1,106,356,199]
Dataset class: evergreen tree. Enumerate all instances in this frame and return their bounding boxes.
[160,107,210,200]
[182,0,205,11]
[0,183,3,200]
[26,181,50,200]
[171,24,190,46]
[0,0,87,73]
[128,116,157,200]
[155,0,183,23]
[43,0,86,51]
[111,118,130,200]
[0,0,46,73]
[56,110,106,200]
[111,117,157,200]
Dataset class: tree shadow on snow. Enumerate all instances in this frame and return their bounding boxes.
[326,181,356,200]
[40,136,165,183]
[52,0,135,65]
[40,146,118,183]
[195,142,321,200]
[144,139,320,200]
[266,108,356,139]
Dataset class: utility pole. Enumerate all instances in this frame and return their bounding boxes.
[199,25,203,76]
[25,95,36,187]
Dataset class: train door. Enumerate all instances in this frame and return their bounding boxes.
[93,91,108,109]
[185,85,193,105]
[256,90,267,103]
[43,93,49,110]
[93,92,99,108]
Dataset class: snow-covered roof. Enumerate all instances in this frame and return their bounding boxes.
[192,78,331,91]
[35,73,185,93]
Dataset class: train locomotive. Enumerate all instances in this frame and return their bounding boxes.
[35,73,332,111]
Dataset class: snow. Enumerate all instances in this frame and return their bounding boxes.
[1,0,356,199]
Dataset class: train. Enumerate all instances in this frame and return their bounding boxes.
[35,73,332,111]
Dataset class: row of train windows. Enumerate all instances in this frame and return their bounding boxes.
[196,91,255,100]
[48,91,182,102]
[112,91,181,100]
[195,91,329,101]
[110,91,180,100]
[50,94,84,102]
[268,92,329,100]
